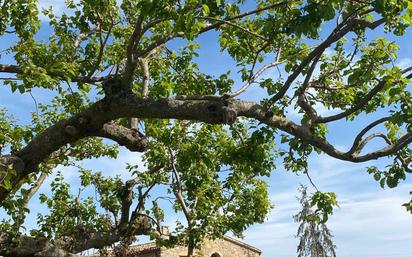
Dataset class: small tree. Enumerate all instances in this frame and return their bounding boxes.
[145,121,274,257]
[294,186,337,257]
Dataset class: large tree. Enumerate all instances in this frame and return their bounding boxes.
[0,0,411,256]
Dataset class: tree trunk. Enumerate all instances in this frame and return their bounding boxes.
[187,235,195,257]
[187,223,196,257]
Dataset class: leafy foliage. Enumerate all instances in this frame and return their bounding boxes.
[144,121,274,253]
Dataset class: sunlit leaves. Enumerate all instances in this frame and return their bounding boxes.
[373,0,411,35]
[36,171,112,239]
[309,191,338,223]
[367,149,412,189]
[0,0,40,39]
[143,120,275,245]
[0,109,30,152]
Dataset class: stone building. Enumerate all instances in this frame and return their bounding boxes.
[117,236,261,257]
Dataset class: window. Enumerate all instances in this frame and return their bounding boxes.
[211,253,221,257]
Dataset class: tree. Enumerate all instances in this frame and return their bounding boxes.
[294,185,337,257]
[146,121,273,257]
[0,0,411,256]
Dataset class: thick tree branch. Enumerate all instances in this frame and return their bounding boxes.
[123,14,145,89]
[68,230,122,253]
[353,133,392,156]
[236,101,412,162]
[119,177,139,229]
[348,117,391,154]
[314,79,386,123]
[1,95,410,201]
[296,54,322,123]
[0,229,134,257]
[0,234,84,257]
[91,122,149,152]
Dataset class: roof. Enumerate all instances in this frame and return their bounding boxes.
[125,242,160,255]
[98,242,160,256]
[222,235,262,254]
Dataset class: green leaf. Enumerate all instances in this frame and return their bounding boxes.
[373,173,381,181]
[202,4,210,16]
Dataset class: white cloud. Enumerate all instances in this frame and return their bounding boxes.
[396,58,412,69]
[81,146,146,180]
[329,189,412,257]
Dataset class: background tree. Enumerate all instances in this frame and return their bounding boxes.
[294,185,337,257]
[0,0,411,256]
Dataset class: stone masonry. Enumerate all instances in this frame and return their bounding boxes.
[161,236,261,257]
[113,236,261,257]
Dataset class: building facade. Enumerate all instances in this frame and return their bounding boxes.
[117,236,261,257]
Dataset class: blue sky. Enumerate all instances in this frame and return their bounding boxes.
[1,1,412,257]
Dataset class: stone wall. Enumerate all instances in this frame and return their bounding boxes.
[160,237,261,257]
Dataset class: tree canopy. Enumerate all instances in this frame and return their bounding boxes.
[0,0,411,256]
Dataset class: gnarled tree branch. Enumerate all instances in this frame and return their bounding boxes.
[1,96,411,201]
[91,122,149,152]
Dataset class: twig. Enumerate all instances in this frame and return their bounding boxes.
[29,91,39,116]
[228,62,281,97]
[198,16,267,40]
[304,168,319,192]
